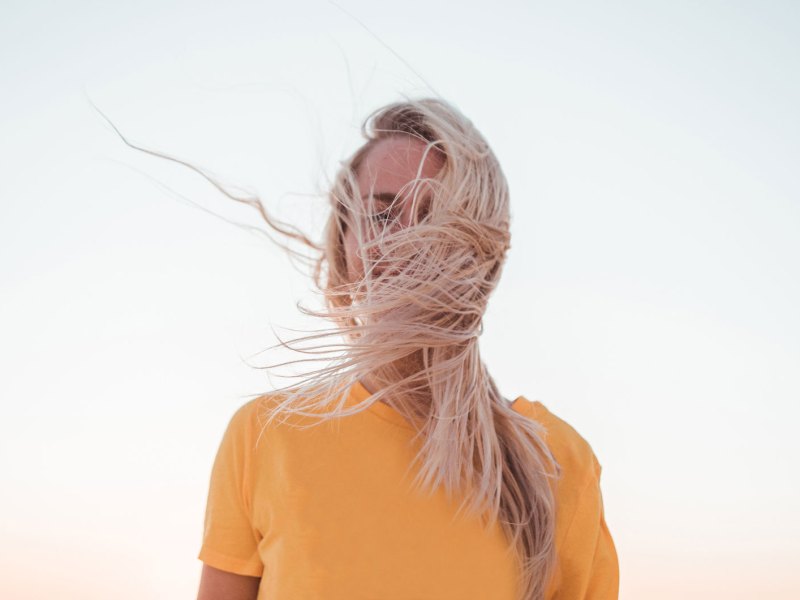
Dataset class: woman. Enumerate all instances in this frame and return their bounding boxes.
[195,98,618,599]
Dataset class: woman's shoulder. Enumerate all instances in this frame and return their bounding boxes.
[216,394,283,441]
[512,397,602,486]
[219,391,324,439]
[513,397,618,597]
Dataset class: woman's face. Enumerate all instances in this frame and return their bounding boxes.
[342,135,445,283]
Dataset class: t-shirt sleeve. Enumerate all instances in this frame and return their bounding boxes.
[554,455,619,599]
[198,402,264,577]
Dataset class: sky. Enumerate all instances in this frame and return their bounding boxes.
[1,1,799,598]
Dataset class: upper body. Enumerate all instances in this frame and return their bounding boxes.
[196,97,619,600]
[197,380,618,599]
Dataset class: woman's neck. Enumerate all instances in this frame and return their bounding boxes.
[359,349,427,400]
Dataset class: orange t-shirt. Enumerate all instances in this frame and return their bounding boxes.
[198,381,619,599]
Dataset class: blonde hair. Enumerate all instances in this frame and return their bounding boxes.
[104,96,560,599]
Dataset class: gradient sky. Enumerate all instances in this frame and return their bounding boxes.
[1,1,799,598]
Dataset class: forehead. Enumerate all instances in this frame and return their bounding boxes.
[356,135,444,200]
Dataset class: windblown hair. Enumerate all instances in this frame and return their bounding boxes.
[105,96,560,599]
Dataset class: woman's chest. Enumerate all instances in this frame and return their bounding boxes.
[249,429,520,599]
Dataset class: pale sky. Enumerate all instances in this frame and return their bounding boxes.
[1,1,799,598]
